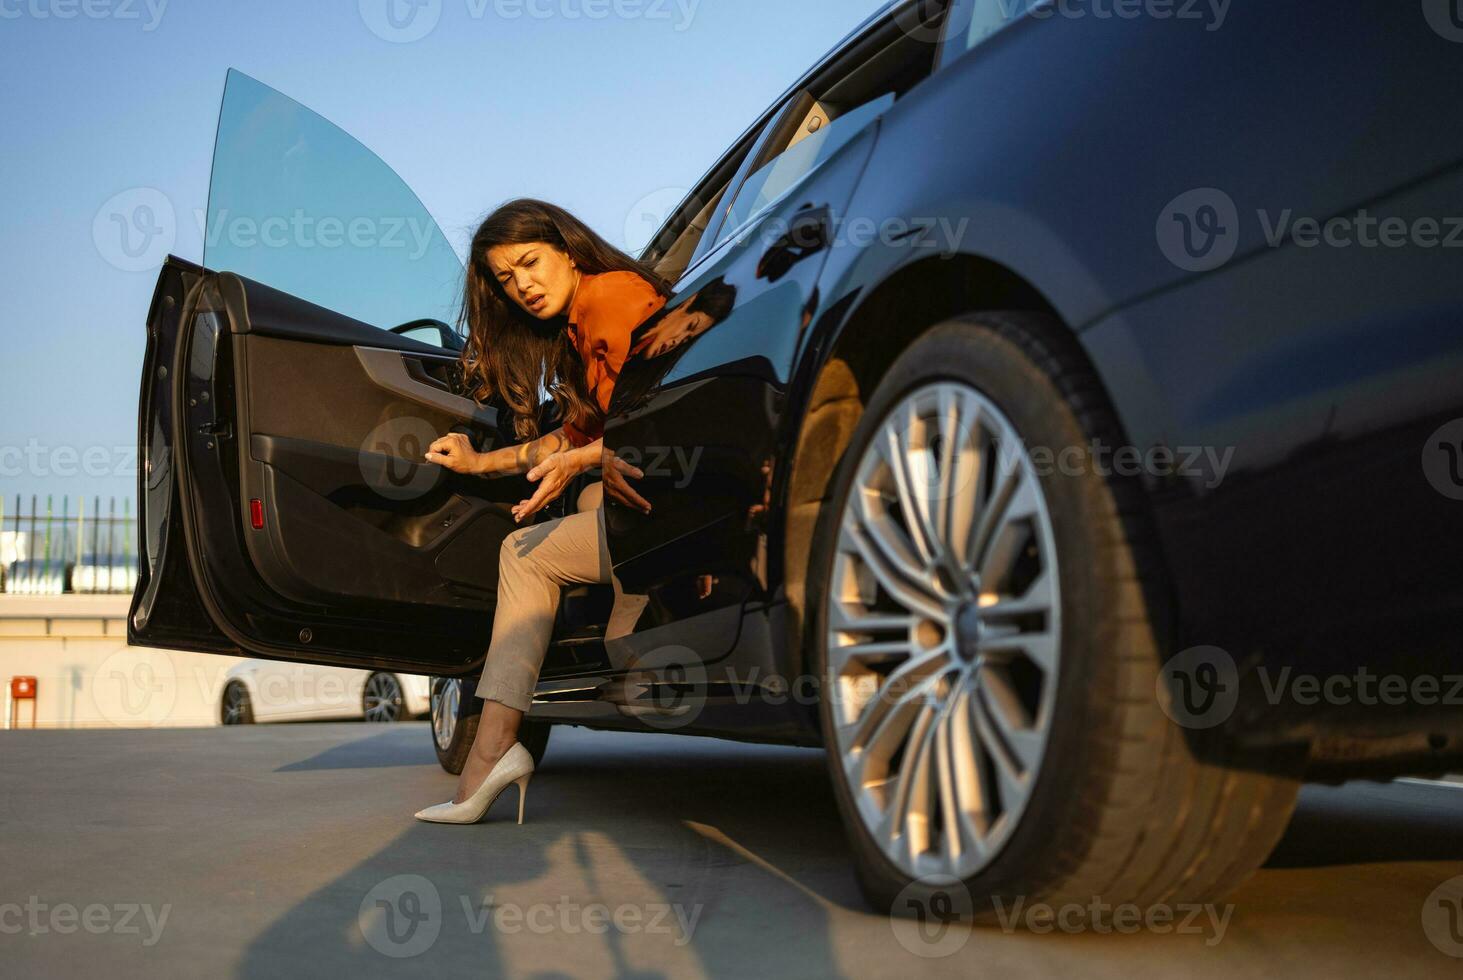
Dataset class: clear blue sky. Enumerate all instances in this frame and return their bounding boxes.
[0,0,888,511]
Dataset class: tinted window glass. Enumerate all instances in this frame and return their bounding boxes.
[205,70,464,331]
[718,92,895,241]
[938,0,1039,68]
[397,325,448,347]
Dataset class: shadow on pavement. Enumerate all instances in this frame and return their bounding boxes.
[274,727,438,772]
[238,729,855,978]
[1266,780,1463,868]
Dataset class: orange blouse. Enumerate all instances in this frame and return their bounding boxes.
[562,270,667,447]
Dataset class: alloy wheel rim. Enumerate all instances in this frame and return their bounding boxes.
[364,674,402,722]
[431,678,459,749]
[826,381,1061,880]
[223,684,248,725]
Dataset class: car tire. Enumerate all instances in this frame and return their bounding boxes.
[430,676,553,775]
[221,680,254,725]
[362,672,406,723]
[808,313,1300,923]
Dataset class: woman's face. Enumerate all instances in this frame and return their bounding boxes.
[486,241,580,320]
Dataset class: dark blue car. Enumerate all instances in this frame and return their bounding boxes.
[132,0,1463,918]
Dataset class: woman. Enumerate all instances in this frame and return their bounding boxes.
[414,199,669,825]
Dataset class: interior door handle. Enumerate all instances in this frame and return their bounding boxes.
[757,204,833,282]
[355,346,498,428]
[404,357,451,393]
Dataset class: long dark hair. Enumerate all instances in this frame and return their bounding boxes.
[457,199,672,441]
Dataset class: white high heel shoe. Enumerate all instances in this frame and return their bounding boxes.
[414,742,534,825]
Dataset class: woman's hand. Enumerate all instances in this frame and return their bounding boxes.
[512,447,591,523]
[602,446,651,515]
[424,432,483,475]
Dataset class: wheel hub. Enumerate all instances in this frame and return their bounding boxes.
[953,601,983,663]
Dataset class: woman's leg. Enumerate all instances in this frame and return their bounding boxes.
[576,481,649,648]
[454,507,608,802]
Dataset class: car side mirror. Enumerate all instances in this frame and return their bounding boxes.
[391,318,464,352]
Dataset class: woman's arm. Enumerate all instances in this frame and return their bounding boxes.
[424,427,571,478]
[426,428,606,521]
[476,428,575,477]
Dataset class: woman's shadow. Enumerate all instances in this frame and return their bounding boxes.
[236,726,857,979]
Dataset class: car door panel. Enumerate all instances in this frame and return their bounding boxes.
[129,70,619,682]
[219,311,517,608]
[132,261,527,676]
[129,257,240,657]
[132,69,549,677]
[604,110,885,658]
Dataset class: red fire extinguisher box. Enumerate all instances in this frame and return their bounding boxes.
[10,676,38,729]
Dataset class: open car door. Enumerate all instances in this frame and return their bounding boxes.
[128,71,534,676]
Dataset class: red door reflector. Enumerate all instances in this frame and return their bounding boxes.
[250,498,264,530]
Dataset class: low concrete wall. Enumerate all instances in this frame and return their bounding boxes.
[0,595,244,729]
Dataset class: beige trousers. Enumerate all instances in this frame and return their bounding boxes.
[475,482,648,711]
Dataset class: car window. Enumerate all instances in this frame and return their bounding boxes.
[937,0,1041,69]
[396,325,450,347]
[647,174,736,284]
[205,70,465,332]
[715,92,895,245]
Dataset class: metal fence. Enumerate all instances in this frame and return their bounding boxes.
[1,495,137,595]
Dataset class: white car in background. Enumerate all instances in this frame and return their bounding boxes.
[219,659,430,725]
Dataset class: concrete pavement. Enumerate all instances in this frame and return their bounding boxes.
[1,722,1461,978]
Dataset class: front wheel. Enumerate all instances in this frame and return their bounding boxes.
[430,677,553,774]
[810,314,1299,922]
